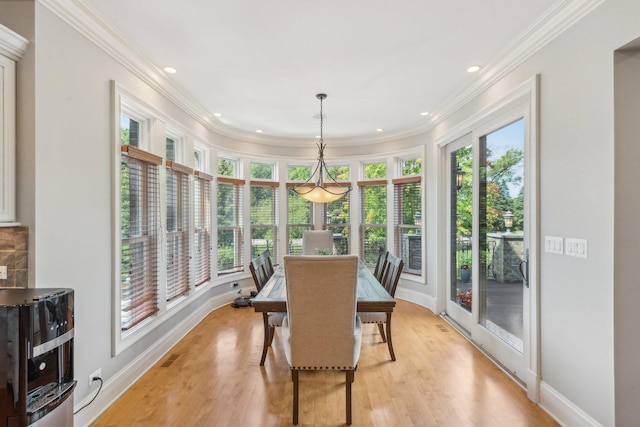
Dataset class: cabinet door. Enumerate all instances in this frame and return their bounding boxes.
[0,54,16,223]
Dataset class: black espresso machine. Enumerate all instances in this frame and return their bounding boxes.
[0,288,76,426]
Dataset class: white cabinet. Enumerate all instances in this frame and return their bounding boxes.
[0,24,28,223]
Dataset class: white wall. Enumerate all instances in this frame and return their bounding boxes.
[425,1,640,425]
[6,0,640,426]
[614,42,640,426]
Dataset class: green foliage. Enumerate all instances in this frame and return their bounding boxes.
[121,128,130,145]
[326,196,349,225]
[326,165,349,181]
[287,188,312,225]
[250,186,275,225]
[250,163,273,179]
[400,182,421,226]
[364,162,386,179]
[288,165,311,181]
[454,144,524,236]
[363,185,386,227]
[217,183,237,227]
[216,245,235,270]
[402,158,422,176]
[217,158,235,176]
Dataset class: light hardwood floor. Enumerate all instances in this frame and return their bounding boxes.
[92,300,558,426]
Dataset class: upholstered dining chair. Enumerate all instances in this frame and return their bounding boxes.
[281,255,361,425]
[249,250,284,365]
[358,252,403,361]
[302,229,334,255]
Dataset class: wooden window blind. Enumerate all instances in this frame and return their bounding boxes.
[217,177,244,274]
[286,184,314,255]
[359,180,387,265]
[166,161,192,301]
[194,171,213,286]
[120,145,161,330]
[393,176,422,275]
[250,181,279,261]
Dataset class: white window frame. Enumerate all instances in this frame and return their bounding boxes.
[216,155,245,277]
[359,160,389,265]
[112,82,207,356]
[392,155,423,276]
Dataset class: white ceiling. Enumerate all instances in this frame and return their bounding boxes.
[82,0,561,145]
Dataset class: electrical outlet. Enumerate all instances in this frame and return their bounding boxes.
[89,368,102,386]
[0,266,7,280]
[231,282,239,288]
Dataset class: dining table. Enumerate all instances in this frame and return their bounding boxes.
[252,260,397,360]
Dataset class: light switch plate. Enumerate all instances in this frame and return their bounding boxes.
[544,236,563,254]
[0,266,7,280]
[565,238,587,258]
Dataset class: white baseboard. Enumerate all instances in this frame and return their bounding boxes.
[398,287,601,427]
[74,286,598,427]
[395,286,436,312]
[539,381,603,427]
[73,290,238,427]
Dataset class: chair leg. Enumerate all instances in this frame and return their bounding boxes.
[268,325,275,345]
[292,369,299,425]
[386,313,396,361]
[260,313,270,366]
[346,370,353,425]
[377,323,387,342]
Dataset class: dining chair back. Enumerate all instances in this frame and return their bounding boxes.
[302,230,334,255]
[373,249,389,281]
[249,249,274,292]
[282,255,361,425]
[358,252,403,361]
[249,249,283,365]
[380,253,403,298]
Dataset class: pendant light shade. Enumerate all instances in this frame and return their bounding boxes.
[293,94,352,203]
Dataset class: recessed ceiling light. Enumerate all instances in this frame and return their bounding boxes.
[213,113,222,117]
[421,112,429,116]
[256,129,263,133]
[163,66,177,74]
[467,65,481,73]
[376,128,384,132]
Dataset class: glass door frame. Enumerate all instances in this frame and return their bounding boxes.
[445,134,475,333]
[437,76,540,402]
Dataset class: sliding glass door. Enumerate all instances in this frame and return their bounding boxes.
[477,120,526,355]
[443,77,538,396]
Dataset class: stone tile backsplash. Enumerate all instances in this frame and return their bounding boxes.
[0,226,28,287]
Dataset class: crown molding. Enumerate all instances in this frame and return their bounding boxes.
[39,0,603,147]
[0,23,29,61]
[38,0,244,141]
[403,0,605,138]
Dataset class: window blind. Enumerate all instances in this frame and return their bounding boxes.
[120,145,161,330]
[250,180,279,260]
[358,180,387,265]
[286,184,314,255]
[194,171,213,286]
[323,185,350,255]
[166,161,192,301]
[217,177,245,274]
[393,176,422,275]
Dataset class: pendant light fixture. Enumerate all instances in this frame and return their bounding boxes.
[293,94,352,203]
